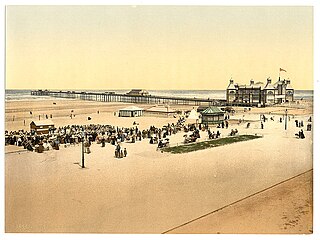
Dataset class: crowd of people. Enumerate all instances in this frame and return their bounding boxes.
[5,111,312,155]
[5,117,189,155]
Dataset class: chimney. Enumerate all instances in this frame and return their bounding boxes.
[267,78,272,84]
[250,79,254,85]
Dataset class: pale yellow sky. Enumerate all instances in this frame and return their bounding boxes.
[6,6,313,90]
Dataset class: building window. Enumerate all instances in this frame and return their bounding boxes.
[229,90,235,94]
[287,91,293,95]
[268,91,274,95]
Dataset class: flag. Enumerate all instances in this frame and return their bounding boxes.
[280,68,287,72]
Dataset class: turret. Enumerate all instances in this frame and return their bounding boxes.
[227,78,237,90]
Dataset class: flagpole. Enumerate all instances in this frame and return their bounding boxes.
[279,68,281,79]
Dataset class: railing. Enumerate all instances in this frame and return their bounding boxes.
[31,90,225,106]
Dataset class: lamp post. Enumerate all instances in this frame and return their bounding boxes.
[81,131,85,168]
[285,109,288,130]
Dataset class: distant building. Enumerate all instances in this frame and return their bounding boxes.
[144,105,177,117]
[30,120,54,134]
[118,106,144,117]
[126,89,150,96]
[226,77,294,106]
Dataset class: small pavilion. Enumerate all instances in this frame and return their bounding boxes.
[118,106,144,117]
[201,106,225,125]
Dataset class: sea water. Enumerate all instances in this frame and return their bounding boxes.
[5,89,314,101]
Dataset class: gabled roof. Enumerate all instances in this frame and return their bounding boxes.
[264,82,275,90]
[145,105,176,113]
[202,106,224,115]
[30,120,54,126]
[119,106,144,111]
[227,81,237,90]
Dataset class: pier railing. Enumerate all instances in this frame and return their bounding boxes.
[31,90,226,106]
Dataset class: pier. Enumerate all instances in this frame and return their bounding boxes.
[31,90,226,106]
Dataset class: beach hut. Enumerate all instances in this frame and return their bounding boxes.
[30,120,54,134]
[201,106,225,125]
[118,106,144,117]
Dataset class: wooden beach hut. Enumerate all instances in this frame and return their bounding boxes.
[201,106,225,125]
[118,106,144,117]
[30,120,54,134]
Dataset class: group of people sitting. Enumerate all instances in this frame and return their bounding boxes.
[157,139,170,149]
[184,128,201,144]
[207,129,221,139]
[229,129,239,136]
[295,129,305,139]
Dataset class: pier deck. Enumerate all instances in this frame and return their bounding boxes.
[31,90,225,106]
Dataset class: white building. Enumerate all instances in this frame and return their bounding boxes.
[226,77,294,106]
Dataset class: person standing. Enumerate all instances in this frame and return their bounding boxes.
[116,144,120,158]
[300,129,305,139]
[124,148,127,157]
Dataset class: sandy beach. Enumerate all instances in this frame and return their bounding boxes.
[5,98,313,233]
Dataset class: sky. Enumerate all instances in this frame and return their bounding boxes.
[6,5,313,90]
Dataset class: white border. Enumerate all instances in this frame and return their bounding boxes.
[1,1,319,240]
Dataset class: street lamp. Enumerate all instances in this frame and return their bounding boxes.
[81,130,85,168]
[285,109,288,130]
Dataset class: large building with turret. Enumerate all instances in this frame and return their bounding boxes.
[226,78,294,107]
